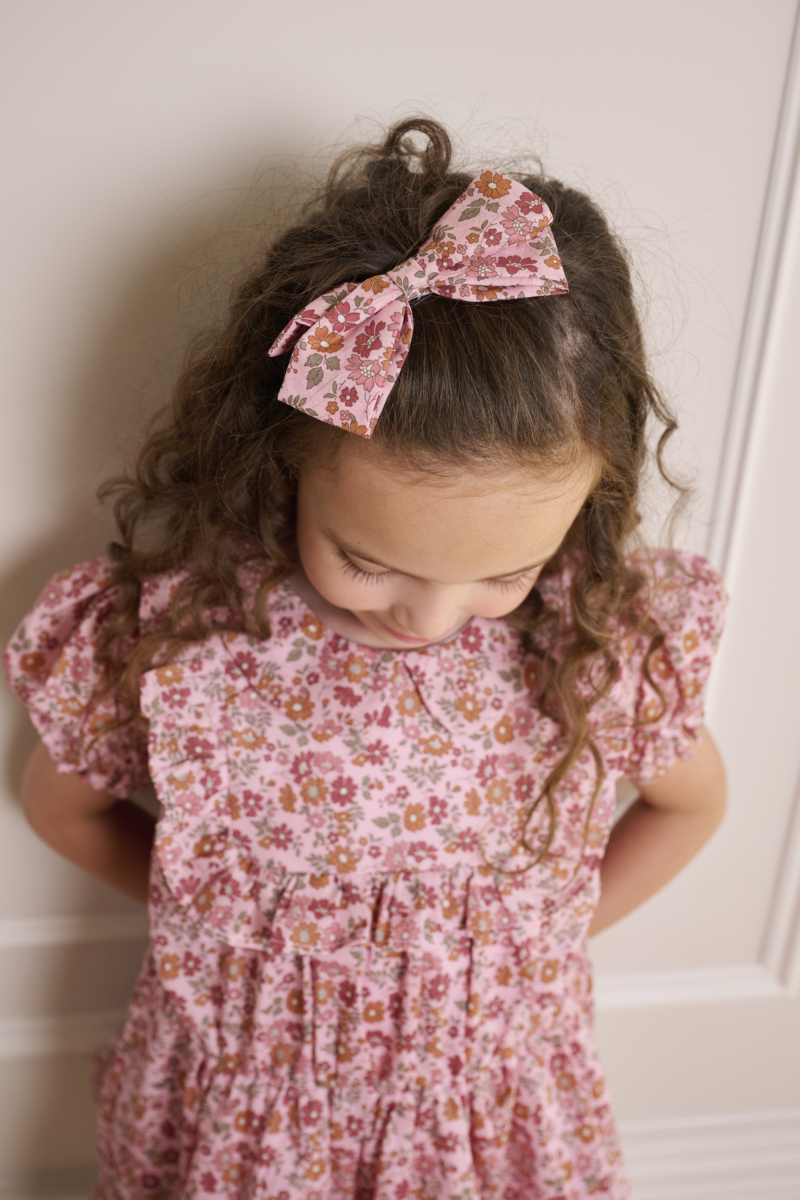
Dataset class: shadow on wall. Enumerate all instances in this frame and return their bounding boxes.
[0,150,322,1191]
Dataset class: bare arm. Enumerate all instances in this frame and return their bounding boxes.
[21,740,155,905]
[589,724,727,936]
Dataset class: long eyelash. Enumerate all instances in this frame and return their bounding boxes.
[487,573,535,591]
[336,549,389,585]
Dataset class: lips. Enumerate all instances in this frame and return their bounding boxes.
[376,619,434,645]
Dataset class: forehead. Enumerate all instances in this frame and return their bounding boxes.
[299,439,596,582]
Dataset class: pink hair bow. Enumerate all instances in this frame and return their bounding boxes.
[268,172,568,438]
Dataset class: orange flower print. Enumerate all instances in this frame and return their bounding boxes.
[682,678,701,699]
[403,803,426,832]
[270,1043,292,1068]
[231,727,266,750]
[309,872,329,888]
[155,664,184,686]
[543,254,562,269]
[485,778,510,804]
[577,1123,595,1143]
[466,993,481,1017]
[224,956,248,981]
[361,275,389,294]
[683,629,699,652]
[641,698,664,723]
[19,651,46,674]
[474,171,511,199]
[466,231,480,243]
[193,834,221,858]
[541,959,559,984]
[286,988,305,1014]
[396,689,421,717]
[308,326,344,354]
[299,612,325,640]
[496,964,512,986]
[343,654,370,684]
[221,1053,239,1072]
[456,693,482,722]
[58,696,84,718]
[159,953,180,979]
[494,715,514,743]
[363,1000,384,1023]
[285,694,313,722]
[464,789,481,815]
[650,650,673,680]
[470,910,493,946]
[193,888,216,915]
[470,285,501,301]
[440,894,459,920]
[291,922,320,950]
[301,777,328,805]
[314,980,335,1004]
[419,734,451,756]
[305,1161,325,1181]
[329,846,358,873]
[326,401,338,415]
[279,784,296,811]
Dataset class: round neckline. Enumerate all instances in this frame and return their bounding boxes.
[279,570,472,655]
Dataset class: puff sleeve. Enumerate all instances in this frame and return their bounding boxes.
[622,550,728,783]
[4,559,151,797]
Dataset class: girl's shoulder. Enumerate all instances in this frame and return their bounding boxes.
[537,546,727,645]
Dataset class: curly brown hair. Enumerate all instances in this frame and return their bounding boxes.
[98,117,681,864]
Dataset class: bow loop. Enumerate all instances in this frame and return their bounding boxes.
[268,173,568,438]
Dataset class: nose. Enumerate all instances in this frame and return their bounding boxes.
[388,583,464,641]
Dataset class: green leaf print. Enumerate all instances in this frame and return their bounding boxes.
[306,367,324,389]
[325,356,340,370]
[304,352,323,367]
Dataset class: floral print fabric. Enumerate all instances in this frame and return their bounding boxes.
[4,550,727,1200]
[268,173,568,438]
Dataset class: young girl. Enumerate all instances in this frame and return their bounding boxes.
[5,118,727,1200]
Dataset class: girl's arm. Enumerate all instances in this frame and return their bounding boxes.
[588,724,726,936]
[21,740,155,905]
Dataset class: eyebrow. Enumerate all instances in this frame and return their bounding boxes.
[325,530,551,581]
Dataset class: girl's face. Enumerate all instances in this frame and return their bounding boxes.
[294,438,596,650]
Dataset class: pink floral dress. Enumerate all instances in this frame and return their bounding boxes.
[4,549,727,1200]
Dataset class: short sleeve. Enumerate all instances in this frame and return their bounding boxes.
[623,550,728,783]
[4,559,151,797]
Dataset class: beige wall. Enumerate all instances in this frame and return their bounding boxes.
[2,2,799,1196]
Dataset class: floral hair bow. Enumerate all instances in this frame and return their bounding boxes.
[268,172,568,438]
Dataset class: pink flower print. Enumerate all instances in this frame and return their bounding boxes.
[364,740,390,766]
[314,750,344,774]
[470,252,498,281]
[460,625,484,654]
[457,829,480,853]
[330,775,356,806]
[41,581,65,608]
[391,917,419,951]
[515,191,544,217]
[353,319,385,357]
[500,205,533,246]
[339,387,358,407]
[484,227,502,247]
[476,755,499,786]
[500,752,525,773]
[459,284,471,298]
[291,751,315,784]
[241,789,263,817]
[307,810,325,829]
[346,353,386,392]
[271,824,293,850]
[497,254,538,276]
[429,796,448,825]
[318,921,347,952]
[382,842,408,871]
[326,299,360,334]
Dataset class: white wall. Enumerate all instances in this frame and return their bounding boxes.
[1,2,799,1196]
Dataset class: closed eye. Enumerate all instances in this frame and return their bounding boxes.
[336,549,390,584]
